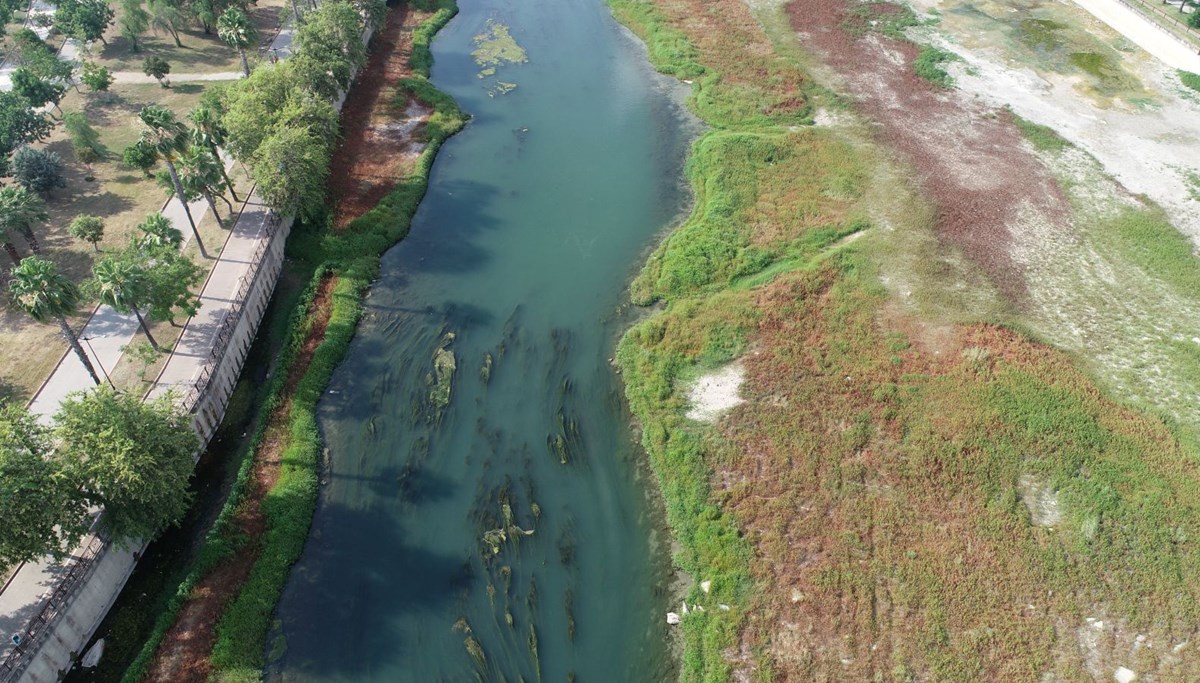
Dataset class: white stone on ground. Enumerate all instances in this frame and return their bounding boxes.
[686,363,746,422]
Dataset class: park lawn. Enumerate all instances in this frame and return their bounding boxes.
[92,0,287,76]
[0,81,246,403]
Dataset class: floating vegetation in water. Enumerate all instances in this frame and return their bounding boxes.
[424,331,457,423]
[547,376,583,464]
[481,489,535,556]
[527,623,541,681]
[488,81,518,98]
[564,588,576,641]
[454,618,488,670]
[472,20,527,78]
[480,352,493,384]
[497,306,522,360]
[486,582,496,606]
[505,609,514,627]
[557,522,576,566]
[527,576,538,613]
[530,501,540,519]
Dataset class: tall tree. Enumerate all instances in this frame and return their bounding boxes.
[0,186,49,254]
[64,111,106,164]
[217,7,257,78]
[137,105,205,256]
[119,0,151,53]
[55,387,199,543]
[138,244,203,325]
[135,212,183,250]
[0,404,91,567]
[11,68,66,116]
[54,0,115,45]
[0,0,26,26]
[252,125,331,220]
[188,102,238,200]
[148,0,186,47]
[291,0,368,99]
[0,91,53,174]
[8,256,102,385]
[353,0,386,31]
[91,257,157,349]
[12,29,74,84]
[174,144,233,222]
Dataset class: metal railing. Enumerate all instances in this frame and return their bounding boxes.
[0,536,107,682]
[178,211,283,413]
[1115,0,1200,54]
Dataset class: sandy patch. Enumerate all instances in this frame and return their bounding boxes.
[920,0,1200,242]
[1018,473,1062,526]
[686,363,746,422]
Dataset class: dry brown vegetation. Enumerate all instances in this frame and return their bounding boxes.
[329,4,432,229]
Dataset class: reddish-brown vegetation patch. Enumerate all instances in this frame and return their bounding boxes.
[786,0,1070,301]
[715,259,1200,679]
[144,274,338,682]
[330,5,433,229]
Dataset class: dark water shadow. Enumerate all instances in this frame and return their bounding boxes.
[268,501,470,679]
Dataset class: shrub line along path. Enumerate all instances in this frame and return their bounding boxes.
[0,19,299,669]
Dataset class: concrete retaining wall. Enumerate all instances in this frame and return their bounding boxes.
[188,216,293,445]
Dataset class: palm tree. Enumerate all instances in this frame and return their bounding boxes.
[137,105,206,258]
[9,256,102,386]
[181,145,233,223]
[187,108,238,201]
[136,213,183,251]
[92,257,158,350]
[217,8,258,78]
[0,186,48,256]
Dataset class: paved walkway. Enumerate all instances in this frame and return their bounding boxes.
[148,197,276,400]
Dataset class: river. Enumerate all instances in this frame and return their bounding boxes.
[269,0,696,679]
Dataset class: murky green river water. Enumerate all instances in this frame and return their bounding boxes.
[270,0,695,679]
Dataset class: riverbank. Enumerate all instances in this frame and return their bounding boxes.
[66,2,465,681]
[614,0,1200,680]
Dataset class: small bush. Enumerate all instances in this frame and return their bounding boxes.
[68,214,105,250]
[64,111,105,163]
[11,146,66,195]
[913,45,957,88]
[1009,111,1070,153]
[1180,70,1200,93]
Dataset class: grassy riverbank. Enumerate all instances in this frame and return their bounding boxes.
[613,0,1200,679]
[105,2,466,680]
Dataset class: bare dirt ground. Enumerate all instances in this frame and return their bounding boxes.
[329,5,432,229]
[913,0,1200,240]
[786,0,1072,303]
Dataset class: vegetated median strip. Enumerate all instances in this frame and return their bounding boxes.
[119,1,465,680]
